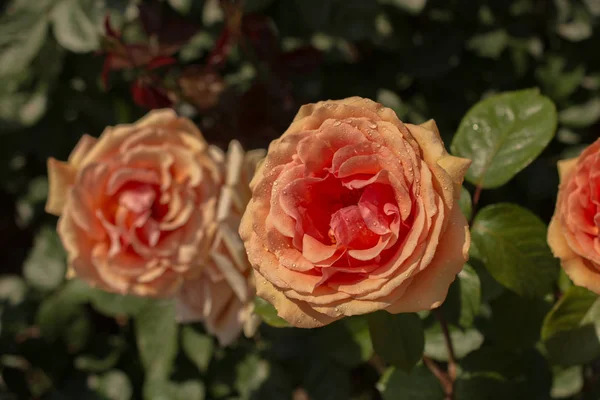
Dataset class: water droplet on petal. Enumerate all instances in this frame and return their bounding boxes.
[333,120,342,127]
[368,122,377,129]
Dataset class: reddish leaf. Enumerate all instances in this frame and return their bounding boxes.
[104,14,120,38]
[131,80,173,109]
[147,56,177,70]
[206,28,234,68]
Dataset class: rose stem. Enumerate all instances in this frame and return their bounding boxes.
[433,309,457,399]
[423,356,452,396]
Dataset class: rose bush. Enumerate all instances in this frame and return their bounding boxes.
[46,110,221,297]
[240,97,471,328]
[548,138,600,294]
[176,141,264,345]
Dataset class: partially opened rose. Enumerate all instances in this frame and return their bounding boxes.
[46,110,220,297]
[548,139,600,294]
[177,141,264,345]
[239,97,471,328]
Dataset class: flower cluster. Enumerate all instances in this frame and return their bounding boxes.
[47,95,599,346]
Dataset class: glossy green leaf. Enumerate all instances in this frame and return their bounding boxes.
[89,288,150,318]
[0,8,49,77]
[467,30,509,59]
[235,353,270,399]
[458,187,473,222]
[0,275,27,306]
[551,366,583,399]
[135,300,178,381]
[367,311,424,372]
[303,359,350,400]
[471,203,559,297]
[424,323,483,361]
[542,286,600,341]
[381,0,427,15]
[456,348,552,400]
[542,286,600,366]
[489,291,551,349]
[253,297,290,328]
[535,57,585,102]
[51,0,103,53]
[451,89,557,188]
[144,380,205,400]
[94,370,132,400]
[23,226,66,291]
[440,263,481,328]
[316,316,373,367]
[377,365,444,400]
[558,98,600,128]
[181,325,214,373]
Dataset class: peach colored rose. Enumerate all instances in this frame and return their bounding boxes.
[46,110,221,297]
[239,97,471,328]
[548,138,600,294]
[176,141,264,345]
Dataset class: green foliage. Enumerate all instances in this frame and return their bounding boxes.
[367,311,424,372]
[377,365,444,400]
[3,0,600,398]
[471,203,559,297]
[451,89,557,189]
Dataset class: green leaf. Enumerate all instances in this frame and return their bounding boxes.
[557,5,593,42]
[235,353,270,399]
[168,0,193,14]
[89,288,150,318]
[315,316,373,367]
[542,286,600,366]
[458,187,473,221]
[367,311,424,372]
[144,380,205,400]
[551,366,583,399]
[94,370,132,400]
[23,226,66,291]
[303,359,350,400]
[424,323,483,361]
[135,300,179,381]
[0,8,49,77]
[253,297,290,328]
[381,0,427,15]
[440,263,481,328]
[558,98,600,128]
[456,348,552,400]
[181,325,214,373]
[489,291,551,349]
[51,0,103,53]
[35,279,90,339]
[75,336,126,373]
[377,365,444,400]
[451,89,557,188]
[535,57,585,102]
[470,203,559,297]
[467,30,509,59]
[542,286,599,341]
[0,275,27,305]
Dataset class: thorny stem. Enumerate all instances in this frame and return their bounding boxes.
[430,310,457,400]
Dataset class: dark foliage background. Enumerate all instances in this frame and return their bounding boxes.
[1,0,599,399]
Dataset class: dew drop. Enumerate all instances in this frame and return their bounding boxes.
[368,122,377,129]
[333,120,342,127]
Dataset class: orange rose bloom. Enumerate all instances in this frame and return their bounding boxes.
[548,138,600,294]
[46,110,220,297]
[239,97,471,328]
[176,141,264,345]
